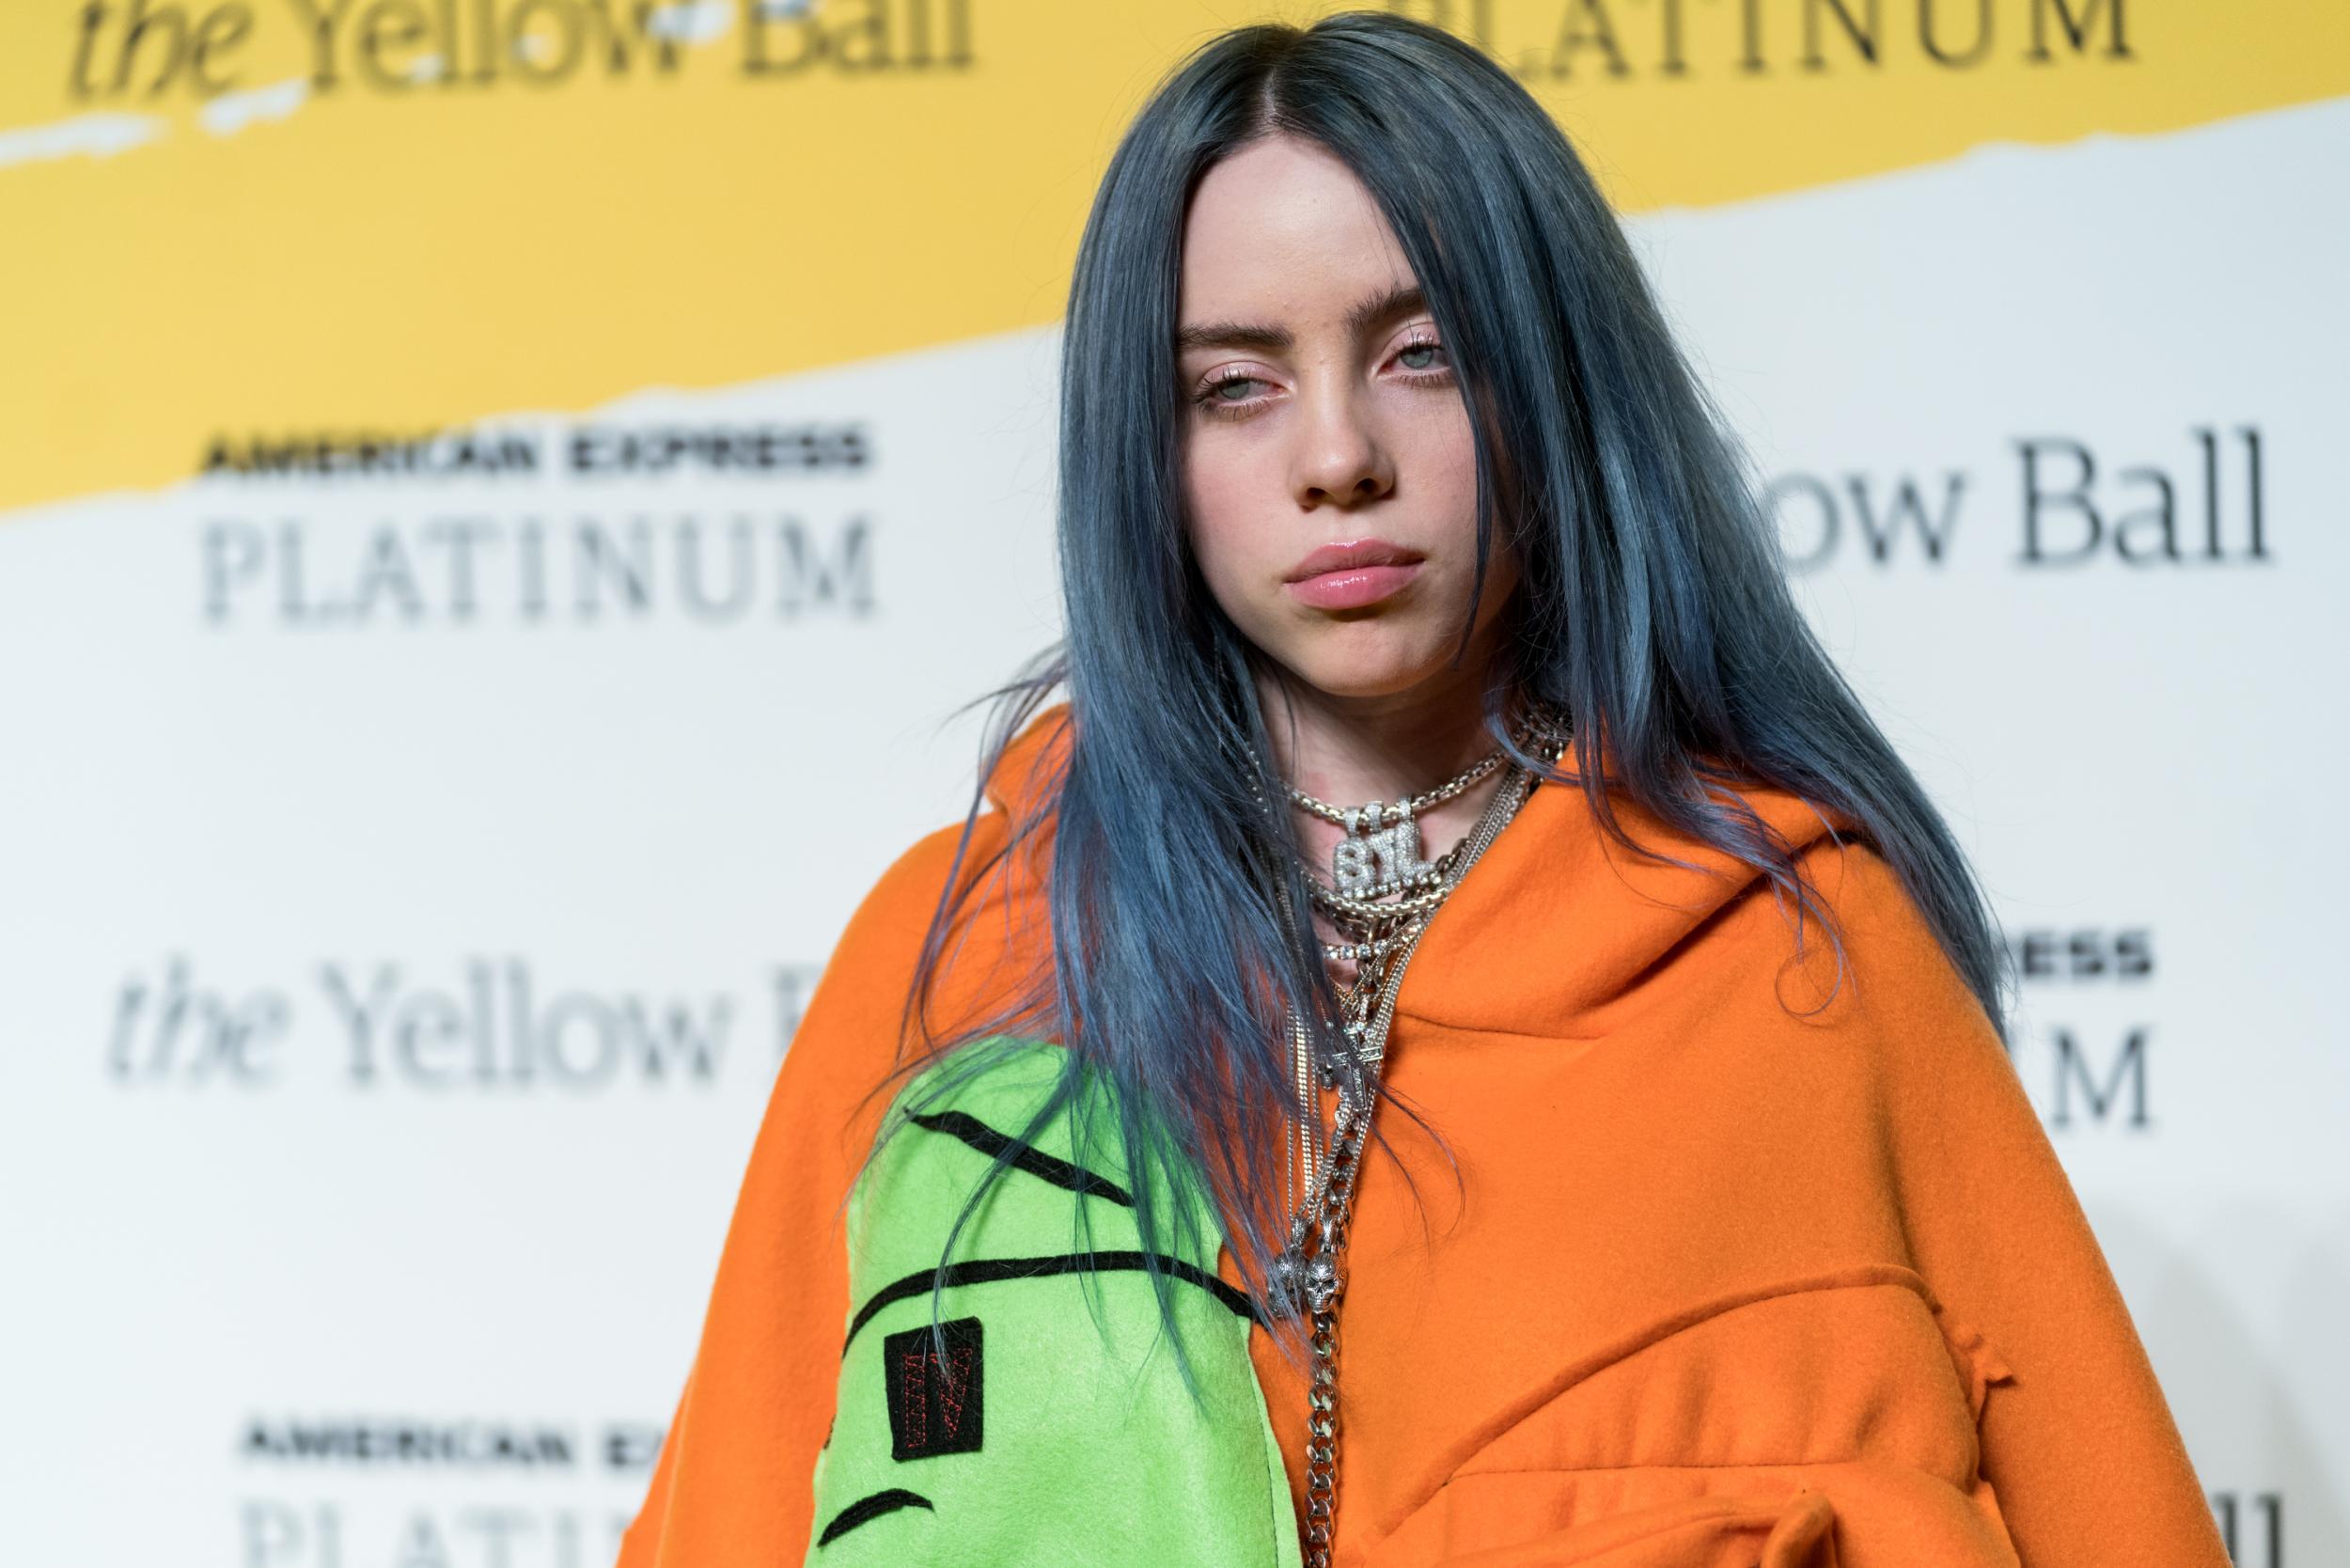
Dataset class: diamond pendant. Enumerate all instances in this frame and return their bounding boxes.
[1331,801,1438,897]
[1331,832,1374,898]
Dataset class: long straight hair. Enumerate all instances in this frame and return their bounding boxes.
[866,10,2015,1380]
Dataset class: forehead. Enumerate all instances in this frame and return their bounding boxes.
[1178,134,1416,325]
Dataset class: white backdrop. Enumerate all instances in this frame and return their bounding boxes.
[3,92,2342,1568]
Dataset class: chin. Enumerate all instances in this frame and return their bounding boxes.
[1277,635,1456,702]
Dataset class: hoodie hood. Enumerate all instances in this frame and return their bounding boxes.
[1397,752,1859,1036]
[973,701,1859,1037]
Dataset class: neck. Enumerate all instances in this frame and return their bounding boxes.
[1258,670,1506,810]
[1255,652,1519,965]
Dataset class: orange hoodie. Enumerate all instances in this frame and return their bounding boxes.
[617,702,2227,1567]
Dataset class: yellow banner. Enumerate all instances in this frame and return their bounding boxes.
[3,0,2343,513]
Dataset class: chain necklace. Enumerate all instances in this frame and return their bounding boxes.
[1287,741,1510,901]
[1255,702,1572,1568]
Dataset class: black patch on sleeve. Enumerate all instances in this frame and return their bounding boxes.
[884,1316,984,1462]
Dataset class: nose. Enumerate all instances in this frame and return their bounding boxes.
[1288,382,1394,509]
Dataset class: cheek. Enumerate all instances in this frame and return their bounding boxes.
[1420,407,1481,543]
[1182,443,1275,604]
[1420,412,1521,625]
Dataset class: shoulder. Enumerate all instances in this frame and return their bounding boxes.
[821,701,1071,1027]
[757,806,1045,1185]
[833,811,1015,980]
[1591,759,2007,1080]
[811,810,1045,1057]
[1611,750,1993,1043]
[1724,826,2029,1155]
[1773,831,2000,1050]
[804,712,1070,1080]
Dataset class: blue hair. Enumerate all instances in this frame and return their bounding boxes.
[859,9,2016,1387]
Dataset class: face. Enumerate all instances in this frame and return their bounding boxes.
[1175,133,1518,709]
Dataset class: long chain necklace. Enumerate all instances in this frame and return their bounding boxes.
[1256,702,1573,1568]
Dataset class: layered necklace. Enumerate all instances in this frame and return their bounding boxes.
[1255,699,1573,1568]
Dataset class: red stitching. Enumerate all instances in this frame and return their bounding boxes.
[899,1349,929,1450]
[934,1345,975,1435]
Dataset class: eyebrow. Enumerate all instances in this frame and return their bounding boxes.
[1175,282,1429,353]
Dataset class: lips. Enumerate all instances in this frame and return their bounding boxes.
[1284,539,1427,611]
[1284,539,1426,583]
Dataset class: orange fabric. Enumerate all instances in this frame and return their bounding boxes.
[617,703,2227,1567]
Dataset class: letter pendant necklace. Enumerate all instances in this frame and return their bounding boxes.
[1293,745,1506,901]
[1259,705,1569,1568]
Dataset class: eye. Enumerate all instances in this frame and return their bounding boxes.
[1392,335,1450,379]
[1186,334,1454,426]
[1192,369,1272,423]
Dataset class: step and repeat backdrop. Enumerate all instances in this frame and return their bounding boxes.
[3,2,2343,1563]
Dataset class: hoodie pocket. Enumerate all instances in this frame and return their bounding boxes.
[1380,1266,2023,1565]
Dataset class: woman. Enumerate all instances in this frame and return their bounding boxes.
[619,13,2226,1566]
